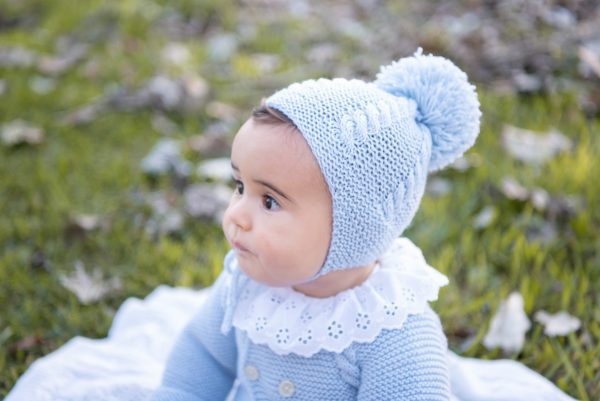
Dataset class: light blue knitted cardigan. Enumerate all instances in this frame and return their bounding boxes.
[152,251,450,401]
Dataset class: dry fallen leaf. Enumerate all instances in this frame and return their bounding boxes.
[161,42,191,67]
[530,188,550,211]
[499,177,582,221]
[307,42,341,67]
[10,335,45,354]
[140,138,192,178]
[106,74,209,113]
[60,102,107,126]
[501,125,572,165]
[1,120,45,146]
[483,292,531,353]
[38,43,88,75]
[183,184,231,223]
[181,74,210,113]
[205,101,241,123]
[145,208,184,238]
[142,191,185,237]
[578,45,600,79]
[206,33,238,62]
[65,213,110,242]
[60,261,122,305]
[151,113,178,136]
[29,76,56,95]
[144,75,183,110]
[70,214,102,231]
[187,129,231,157]
[0,46,37,68]
[473,206,497,229]
[197,157,232,182]
[511,70,542,92]
[534,310,581,337]
[426,177,452,197]
[251,53,281,74]
[449,154,481,172]
[500,177,529,201]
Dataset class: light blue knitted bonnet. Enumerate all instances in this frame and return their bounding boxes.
[265,50,481,279]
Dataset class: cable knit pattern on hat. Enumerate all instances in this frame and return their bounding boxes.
[266,50,480,276]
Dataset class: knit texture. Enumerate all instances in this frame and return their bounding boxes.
[153,274,237,401]
[374,49,481,172]
[266,50,480,276]
[152,255,450,401]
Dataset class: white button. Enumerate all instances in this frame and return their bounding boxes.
[278,379,295,397]
[244,365,260,381]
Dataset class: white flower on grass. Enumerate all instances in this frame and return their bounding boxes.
[483,292,531,353]
[534,310,581,337]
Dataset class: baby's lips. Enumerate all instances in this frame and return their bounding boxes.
[232,240,251,254]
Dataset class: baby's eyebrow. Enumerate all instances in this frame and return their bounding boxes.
[254,179,292,202]
[231,162,293,202]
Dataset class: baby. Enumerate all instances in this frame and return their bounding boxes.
[152,49,480,401]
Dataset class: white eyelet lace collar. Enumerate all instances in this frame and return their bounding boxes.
[223,237,448,357]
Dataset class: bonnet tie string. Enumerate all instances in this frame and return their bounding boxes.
[221,252,247,334]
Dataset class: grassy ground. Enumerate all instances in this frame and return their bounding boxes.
[1,0,598,399]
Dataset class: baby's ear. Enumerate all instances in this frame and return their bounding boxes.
[374,49,481,172]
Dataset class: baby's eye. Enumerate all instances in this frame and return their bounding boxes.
[234,180,244,195]
[263,195,280,211]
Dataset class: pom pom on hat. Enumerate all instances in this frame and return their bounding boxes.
[374,49,481,171]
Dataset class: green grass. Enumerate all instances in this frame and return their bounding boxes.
[1,1,598,399]
[413,93,599,400]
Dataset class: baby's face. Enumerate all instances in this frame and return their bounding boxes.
[222,118,332,287]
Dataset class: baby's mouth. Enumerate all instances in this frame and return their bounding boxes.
[232,240,251,254]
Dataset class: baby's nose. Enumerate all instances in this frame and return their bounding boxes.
[226,198,252,231]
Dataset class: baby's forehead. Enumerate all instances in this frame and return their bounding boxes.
[233,119,328,188]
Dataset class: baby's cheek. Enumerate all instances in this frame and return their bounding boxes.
[259,236,289,269]
[257,234,296,279]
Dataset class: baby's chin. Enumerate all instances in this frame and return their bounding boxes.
[237,259,272,285]
[237,259,303,288]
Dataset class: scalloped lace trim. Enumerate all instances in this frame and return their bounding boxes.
[227,237,448,357]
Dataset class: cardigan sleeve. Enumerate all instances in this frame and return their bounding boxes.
[356,307,450,401]
[151,272,238,401]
